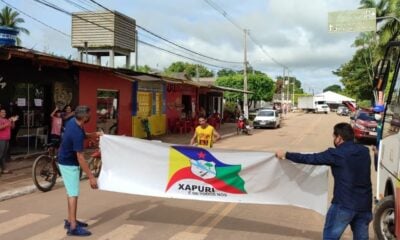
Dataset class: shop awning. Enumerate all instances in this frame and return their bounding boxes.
[112,71,137,82]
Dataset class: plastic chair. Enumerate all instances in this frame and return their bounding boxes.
[35,127,48,149]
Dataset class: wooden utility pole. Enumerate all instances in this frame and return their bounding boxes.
[243,29,249,118]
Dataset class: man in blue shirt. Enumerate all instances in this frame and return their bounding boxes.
[58,105,102,237]
[276,122,372,240]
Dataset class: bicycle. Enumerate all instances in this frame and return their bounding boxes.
[32,140,63,192]
[141,118,152,140]
[87,139,102,178]
[32,140,88,192]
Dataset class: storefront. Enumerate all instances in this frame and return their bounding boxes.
[0,48,77,155]
[0,47,138,155]
[78,68,134,136]
[166,82,197,118]
[198,87,224,118]
[132,80,166,138]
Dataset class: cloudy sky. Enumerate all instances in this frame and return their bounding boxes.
[2,0,362,93]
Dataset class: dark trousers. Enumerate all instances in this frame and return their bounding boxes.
[0,140,9,170]
[323,204,372,240]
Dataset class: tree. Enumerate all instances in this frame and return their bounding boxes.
[217,69,237,77]
[333,47,374,102]
[215,73,275,108]
[0,6,29,46]
[359,0,400,56]
[130,65,152,73]
[164,62,213,78]
[332,0,400,104]
[275,76,305,94]
[323,84,342,93]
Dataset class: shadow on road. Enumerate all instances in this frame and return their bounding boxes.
[124,200,321,239]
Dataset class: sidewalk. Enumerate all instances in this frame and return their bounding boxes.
[0,122,238,201]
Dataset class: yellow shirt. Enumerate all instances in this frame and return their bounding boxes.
[195,125,215,148]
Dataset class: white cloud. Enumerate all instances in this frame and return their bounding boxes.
[5,0,363,92]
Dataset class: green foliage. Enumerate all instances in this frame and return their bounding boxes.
[130,65,152,73]
[275,76,304,94]
[216,74,243,101]
[333,47,374,101]
[222,101,238,122]
[224,101,237,113]
[357,99,373,108]
[335,0,400,104]
[164,61,213,77]
[215,73,275,108]
[359,0,400,57]
[0,6,29,46]
[323,84,342,93]
[217,69,237,77]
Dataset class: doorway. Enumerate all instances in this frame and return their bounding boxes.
[182,95,192,119]
[96,90,119,134]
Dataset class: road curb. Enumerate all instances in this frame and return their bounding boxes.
[0,178,67,202]
[221,132,237,139]
[0,185,37,202]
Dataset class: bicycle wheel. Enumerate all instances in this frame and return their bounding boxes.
[88,157,102,178]
[32,155,58,192]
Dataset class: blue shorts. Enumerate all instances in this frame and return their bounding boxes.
[58,164,80,197]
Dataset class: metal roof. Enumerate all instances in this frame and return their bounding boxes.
[0,46,252,94]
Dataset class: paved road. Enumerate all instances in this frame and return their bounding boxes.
[0,112,377,239]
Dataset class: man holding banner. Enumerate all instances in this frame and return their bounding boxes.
[58,105,102,237]
[276,122,372,240]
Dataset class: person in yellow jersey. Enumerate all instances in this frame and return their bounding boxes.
[190,116,221,148]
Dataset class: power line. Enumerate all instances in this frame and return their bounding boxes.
[136,25,243,65]
[62,0,88,11]
[86,0,243,65]
[30,0,241,70]
[248,33,288,69]
[82,0,241,66]
[203,0,289,69]
[0,0,71,38]
[75,0,102,11]
[203,0,242,32]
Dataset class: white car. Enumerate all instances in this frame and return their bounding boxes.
[316,104,330,114]
[252,109,281,129]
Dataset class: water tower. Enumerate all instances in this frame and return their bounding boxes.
[71,11,136,68]
[0,26,19,46]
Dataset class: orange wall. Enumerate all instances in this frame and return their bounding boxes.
[78,69,132,136]
[166,83,197,122]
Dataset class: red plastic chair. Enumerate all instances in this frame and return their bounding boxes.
[175,120,186,134]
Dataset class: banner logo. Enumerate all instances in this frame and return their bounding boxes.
[166,146,246,195]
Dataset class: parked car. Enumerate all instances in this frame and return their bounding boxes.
[337,106,349,116]
[350,110,377,141]
[253,109,281,129]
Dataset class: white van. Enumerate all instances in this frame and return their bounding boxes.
[253,109,281,129]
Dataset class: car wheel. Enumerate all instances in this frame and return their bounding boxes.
[374,195,395,240]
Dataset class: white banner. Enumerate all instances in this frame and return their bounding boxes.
[98,135,329,215]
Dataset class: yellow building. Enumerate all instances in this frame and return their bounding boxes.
[132,80,166,138]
